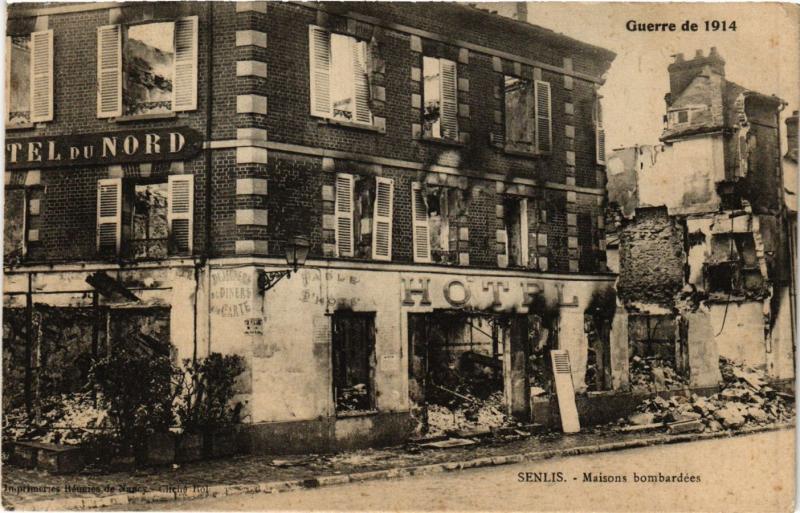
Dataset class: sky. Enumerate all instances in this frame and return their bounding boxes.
[497,2,800,153]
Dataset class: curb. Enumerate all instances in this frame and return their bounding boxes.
[16,423,793,510]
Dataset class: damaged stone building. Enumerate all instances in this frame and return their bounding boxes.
[4,1,619,452]
[607,48,795,392]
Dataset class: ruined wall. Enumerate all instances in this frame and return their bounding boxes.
[617,207,686,306]
[638,135,725,215]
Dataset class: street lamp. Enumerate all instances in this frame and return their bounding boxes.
[257,235,310,293]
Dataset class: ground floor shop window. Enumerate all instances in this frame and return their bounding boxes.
[332,312,376,414]
[408,311,519,436]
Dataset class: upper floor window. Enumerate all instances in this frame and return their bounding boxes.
[501,74,551,154]
[411,183,466,264]
[97,17,198,119]
[5,30,53,127]
[97,175,193,258]
[666,105,705,130]
[333,173,394,260]
[422,56,458,140]
[309,26,372,126]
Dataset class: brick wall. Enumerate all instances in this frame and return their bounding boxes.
[7,1,612,274]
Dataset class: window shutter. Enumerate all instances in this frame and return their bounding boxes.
[439,59,458,140]
[335,173,354,257]
[595,100,605,164]
[97,178,122,254]
[173,16,198,112]
[372,177,394,261]
[308,25,332,118]
[352,39,372,125]
[168,174,194,254]
[30,30,53,122]
[596,124,606,164]
[534,80,552,153]
[97,24,122,118]
[411,182,432,263]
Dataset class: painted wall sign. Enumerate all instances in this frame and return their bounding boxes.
[5,127,202,170]
[401,275,547,310]
[209,269,254,318]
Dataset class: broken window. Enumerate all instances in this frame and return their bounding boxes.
[98,17,197,118]
[332,312,376,414]
[7,35,31,125]
[4,188,26,260]
[501,196,529,268]
[705,234,764,296]
[334,173,394,259]
[129,182,169,259]
[504,76,535,153]
[408,312,526,436]
[422,56,458,140]
[97,175,193,258]
[309,27,372,125]
[123,22,176,116]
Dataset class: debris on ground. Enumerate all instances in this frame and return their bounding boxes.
[619,357,794,433]
[426,391,510,437]
[629,356,689,392]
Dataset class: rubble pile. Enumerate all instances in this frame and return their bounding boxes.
[426,391,509,437]
[3,393,109,446]
[629,356,689,391]
[623,358,794,432]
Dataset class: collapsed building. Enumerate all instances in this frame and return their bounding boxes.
[607,48,796,391]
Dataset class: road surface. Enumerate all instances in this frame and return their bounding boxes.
[119,429,794,512]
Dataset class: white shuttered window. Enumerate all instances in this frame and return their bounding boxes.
[97,17,198,118]
[30,30,54,122]
[411,183,432,263]
[372,177,394,261]
[168,175,194,254]
[335,173,355,257]
[534,80,552,153]
[97,178,122,254]
[308,26,372,125]
[595,100,606,164]
[97,24,122,118]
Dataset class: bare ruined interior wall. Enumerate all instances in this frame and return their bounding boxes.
[767,286,795,380]
[638,135,725,215]
[738,101,782,214]
[617,207,686,305]
[710,300,767,368]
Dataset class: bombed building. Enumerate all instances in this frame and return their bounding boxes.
[607,48,796,392]
[3,2,623,452]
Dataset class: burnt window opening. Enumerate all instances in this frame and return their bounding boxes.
[4,188,27,261]
[422,56,458,140]
[332,312,376,414]
[408,312,524,436]
[628,314,688,391]
[128,181,169,259]
[705,233,762,296]
[502,196,528,267]
[427,187,464,264]
[123,21,176,116]
[584,313,613,392]
[503,75,535,154]
[334,173,394,260]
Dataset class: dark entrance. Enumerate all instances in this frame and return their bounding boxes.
[332,312,376,414]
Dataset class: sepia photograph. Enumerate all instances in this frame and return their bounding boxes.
[2,1,798,511]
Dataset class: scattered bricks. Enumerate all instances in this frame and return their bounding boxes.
[628,412,656,425]
[667,419,703,434]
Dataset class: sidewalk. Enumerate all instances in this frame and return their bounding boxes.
[2,422,793,511]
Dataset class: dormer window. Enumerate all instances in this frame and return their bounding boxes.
[666,105,705,129]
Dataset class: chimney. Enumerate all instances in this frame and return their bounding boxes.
[667,47,726,98]
[515,2,528,22]
[787,110,798,157]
